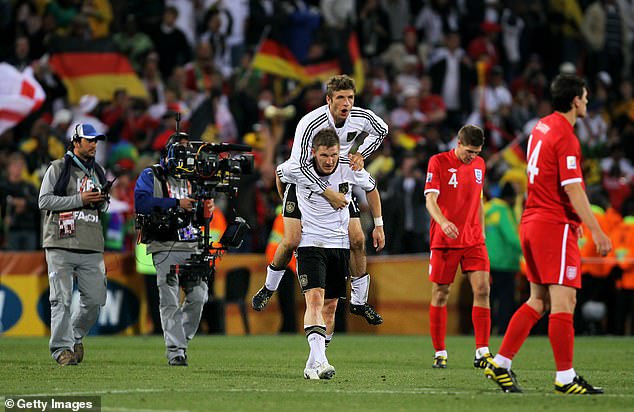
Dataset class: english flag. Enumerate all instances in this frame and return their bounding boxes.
[0,63,46,135]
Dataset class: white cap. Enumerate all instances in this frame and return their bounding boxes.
[78,94,99,114]
[71,123,106,141]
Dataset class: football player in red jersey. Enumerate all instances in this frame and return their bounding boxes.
[424,124,492,370]
[485,74,612,394]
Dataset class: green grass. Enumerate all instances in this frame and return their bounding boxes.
[1,335,633,411]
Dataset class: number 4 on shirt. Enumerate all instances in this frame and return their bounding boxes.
[448,173,458,188]
[527,136,542,184]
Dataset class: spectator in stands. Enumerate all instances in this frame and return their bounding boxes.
[151,5,191,81]
[113,14,154,73]
[0,152,40,250]
[7,35,32,71]
[199,7,232,79]
[390,87,427,131]
[356,0,391,60]
[429,29,476,134]
[19,118,65,187]
[384,153,428,254]
[82,0,112,39]
[418,74,447,126]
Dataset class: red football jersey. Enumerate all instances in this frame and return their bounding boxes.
[522,112,584,226]
[424,149,486,248]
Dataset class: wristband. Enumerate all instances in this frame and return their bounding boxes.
[373,216,384,227]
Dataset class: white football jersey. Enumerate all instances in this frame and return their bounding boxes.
[278,159,376,249]
[287,104,387,193]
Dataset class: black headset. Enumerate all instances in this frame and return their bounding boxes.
[72,124,82,143]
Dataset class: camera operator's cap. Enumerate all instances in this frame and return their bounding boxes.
[73,123,106,141]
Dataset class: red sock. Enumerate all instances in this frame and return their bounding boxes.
[429,305,447,351]
[499,303,541,360]
[549,312,574,371]
[472,306,491,349]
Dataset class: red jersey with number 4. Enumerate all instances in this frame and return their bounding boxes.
[424,149,486,248]
[522,112,584,226]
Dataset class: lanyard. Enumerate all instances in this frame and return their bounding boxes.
[66,150,102,190]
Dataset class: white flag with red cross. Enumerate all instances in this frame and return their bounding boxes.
[0,62,46,135]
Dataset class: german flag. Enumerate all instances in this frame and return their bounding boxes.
[252,31,364,91]
[502,144,527,169]
[48,37,148,104]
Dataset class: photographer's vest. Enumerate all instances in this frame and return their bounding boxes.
[146,166,198,254]
[42,159,105,252]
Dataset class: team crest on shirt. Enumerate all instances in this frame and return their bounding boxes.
[474,169,483,184]
[426,172,433,183]
[566,156,577,170]
[346,132,357,142]
[566,266,577,280]
[285,201,296,214]
[339,183,349,194]
[299,274,308,287]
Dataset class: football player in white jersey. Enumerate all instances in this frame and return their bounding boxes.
[252,75,388,326]
[282,128,384,379]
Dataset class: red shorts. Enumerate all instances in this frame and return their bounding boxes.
[521,221,581,288]
[429,244,490,284]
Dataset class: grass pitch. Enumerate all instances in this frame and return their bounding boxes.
[1,335,632,411]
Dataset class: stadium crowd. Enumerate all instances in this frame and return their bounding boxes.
[0,0,633,334]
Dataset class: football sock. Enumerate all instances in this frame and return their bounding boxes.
[305,325,327,365]
[264,264,286,291]
[325,333,333,348]
[472,306,491,349]
[475,346,490,358]
[549,312,574,372]
[350,273,370,305]
[555,368,576,385]
[499,303,541,360]
[492,354,512,370]
[429,304,447,352]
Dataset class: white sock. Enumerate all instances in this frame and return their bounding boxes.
[493,354,512,370]
[265,265,286,291]
[556,368,576,385]
[350,274,369,305]
[435,350,448,358]
[475,346,490,358]
[305,325,327,365]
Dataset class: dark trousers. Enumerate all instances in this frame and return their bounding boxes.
[490,270,517,335]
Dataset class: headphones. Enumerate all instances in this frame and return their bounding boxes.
[72,124,82,143]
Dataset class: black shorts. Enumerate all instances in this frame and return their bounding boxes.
[282,183,301,218]
[282,183,360,219]
[296,247,349,299]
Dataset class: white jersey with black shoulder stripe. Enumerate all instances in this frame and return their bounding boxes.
[279,159,376,249]
[287,104,387,193]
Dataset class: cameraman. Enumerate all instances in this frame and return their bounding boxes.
[134,133,208,366]
[38,123,109,366]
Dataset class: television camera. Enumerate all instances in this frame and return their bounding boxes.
[136,115,253,288]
